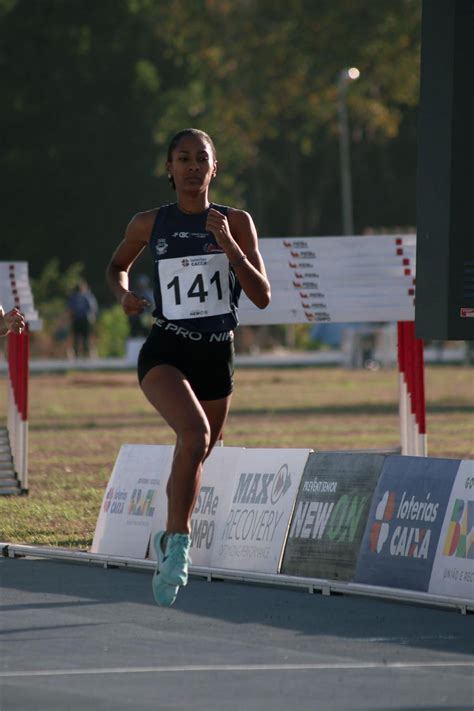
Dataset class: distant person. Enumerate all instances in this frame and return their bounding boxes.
[106,128,271,607]
[67,280,98,358]
[128,274,154,338]
[0,305,25,336]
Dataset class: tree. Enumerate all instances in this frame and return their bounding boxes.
[1,0,421,303]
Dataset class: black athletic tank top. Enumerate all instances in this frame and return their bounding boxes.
[149,203,242,333]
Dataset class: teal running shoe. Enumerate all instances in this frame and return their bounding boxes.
[152,571,178,607]
[152,532,178,607]
[158,532,191,587]
[153,530,167,570]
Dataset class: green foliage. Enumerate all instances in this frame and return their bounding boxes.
[32,258,84,305]
[1,0,422,297]
[293,325,322,351]
[0,0,17,16]
[96,304,130,357]
[31,259,85,327]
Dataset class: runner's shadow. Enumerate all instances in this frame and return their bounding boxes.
[0,558,153,607]
[176,575,474,658]
[2,557,473,660]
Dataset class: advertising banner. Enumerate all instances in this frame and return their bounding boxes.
[354,455,459,592]
[428,459,474,600]
[238,236,416,324]
[148,446,245,567]
[212,448,311,574]
[91,444,173,558]
[281,452,385,580]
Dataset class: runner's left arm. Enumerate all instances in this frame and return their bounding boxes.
[206,208,271,309]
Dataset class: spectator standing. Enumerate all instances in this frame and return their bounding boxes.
[67,280,98,358]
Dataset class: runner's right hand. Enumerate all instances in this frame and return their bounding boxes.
[120,291,151,316]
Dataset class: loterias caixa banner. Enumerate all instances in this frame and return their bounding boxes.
[354,455,460,592]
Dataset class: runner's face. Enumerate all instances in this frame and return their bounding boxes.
[168,136,216,195]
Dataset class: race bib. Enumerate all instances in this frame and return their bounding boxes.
[158,253,231,320]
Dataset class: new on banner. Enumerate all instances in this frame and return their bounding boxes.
[281,452,385,581]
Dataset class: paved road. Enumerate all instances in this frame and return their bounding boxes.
[1,557,473,711]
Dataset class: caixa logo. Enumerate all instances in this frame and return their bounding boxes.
[103,487,128,514]
[369,489,439,559]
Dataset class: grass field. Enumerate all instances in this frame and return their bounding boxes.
[0,365,472,548]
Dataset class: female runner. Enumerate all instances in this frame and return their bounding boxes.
[106,128,271,606]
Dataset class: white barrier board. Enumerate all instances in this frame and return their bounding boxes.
[148,446,246,567]
[238,235,416,325]
[91,444,173,558]
[212,448,311,574]
[428,460,474,600]
[239,306,415,325]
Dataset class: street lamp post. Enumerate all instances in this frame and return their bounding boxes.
[337,67,360,235]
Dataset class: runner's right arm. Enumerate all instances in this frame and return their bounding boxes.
[106,210,157,316]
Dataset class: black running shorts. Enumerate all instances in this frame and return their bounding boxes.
[137,323,234,401]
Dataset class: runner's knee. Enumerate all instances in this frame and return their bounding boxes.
[176,422,211,464]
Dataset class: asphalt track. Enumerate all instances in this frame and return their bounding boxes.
[1,556,473,711]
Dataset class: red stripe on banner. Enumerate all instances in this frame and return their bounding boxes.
[414,336,426,434]
[7,328,29,421]
[8,331,16,406]
[22,326,29,420]
[405,321,416,416]
[404,268,411,276]
[395,238,402,245]
[396,248,403,255]
[403,258,410,265]
[18,332,24,418]
[397,322,405,374]
[17,329,28,421]
[400,321,427,434]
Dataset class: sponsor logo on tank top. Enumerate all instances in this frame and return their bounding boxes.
[156,238,168,255]
[172,231,209,239]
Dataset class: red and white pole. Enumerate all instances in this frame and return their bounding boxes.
[7,324,29,490]
[397,321,427,456]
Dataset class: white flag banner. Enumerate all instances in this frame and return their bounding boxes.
[212,448,311,574]
[91,444,173,558]
[238,235,416,324]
